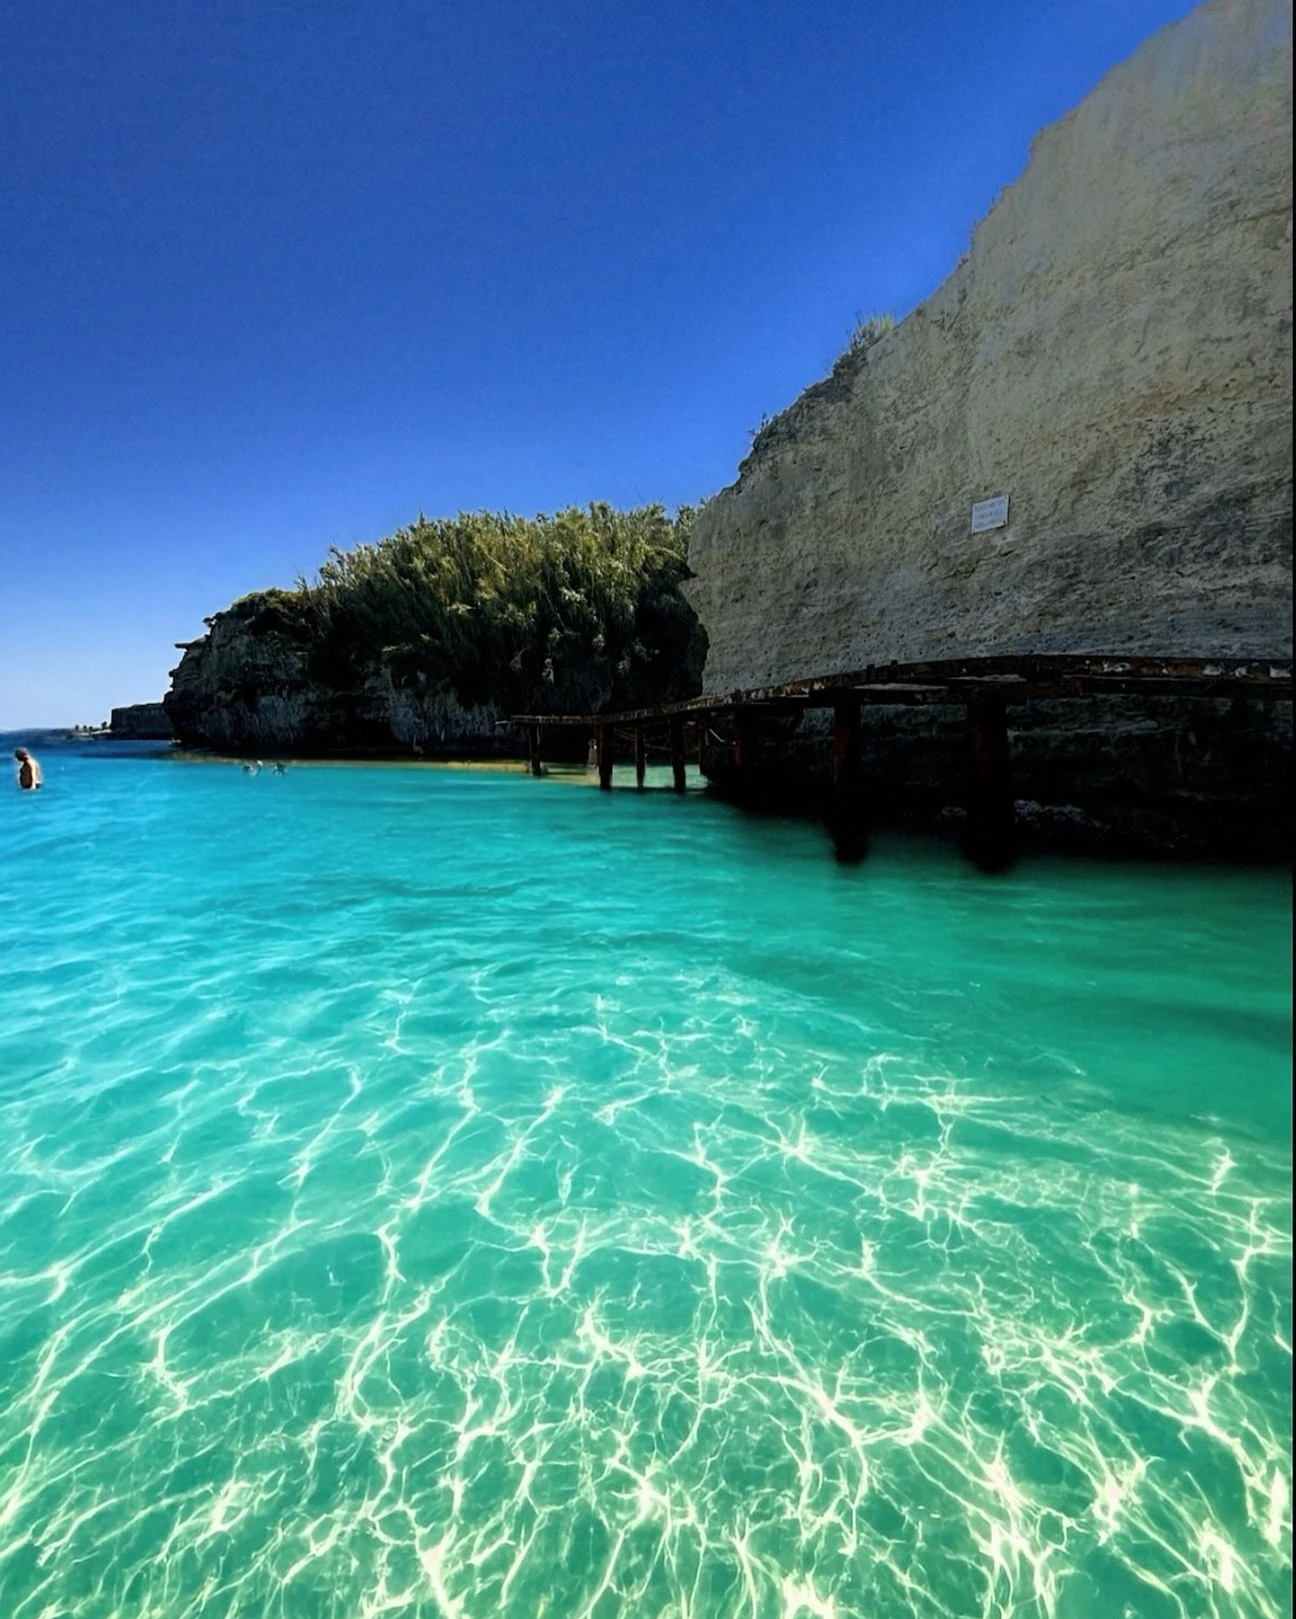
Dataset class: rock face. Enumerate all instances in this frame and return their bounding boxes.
[686,0,1292,693]
[165,606,510,756]
[109,703,173,740]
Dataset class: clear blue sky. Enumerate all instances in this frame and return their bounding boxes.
[1,0,1197,728]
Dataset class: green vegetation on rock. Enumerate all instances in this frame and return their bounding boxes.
[166,504,707,752]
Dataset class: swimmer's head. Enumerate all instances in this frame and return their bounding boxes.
[14,749,29,761]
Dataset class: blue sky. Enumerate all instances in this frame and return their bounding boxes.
[1,0,1197,728]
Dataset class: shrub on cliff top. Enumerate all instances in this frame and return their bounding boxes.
[226,503,705,718]
[845,311,894,354]
[827,311,894,384]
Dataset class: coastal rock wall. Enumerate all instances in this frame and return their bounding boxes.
[166,610,319,750]
[686,0,1292,693]
[109,703,173,740]
[165,611,517,755]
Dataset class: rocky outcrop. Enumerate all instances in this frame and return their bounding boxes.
[686,0,1292,692]
[164,508,706,757]
[109,703,173,740]
[165,602,517,756]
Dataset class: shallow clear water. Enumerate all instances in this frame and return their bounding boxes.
[0,737,1290,1619]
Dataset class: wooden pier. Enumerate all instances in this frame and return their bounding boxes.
[510,654,1292,868]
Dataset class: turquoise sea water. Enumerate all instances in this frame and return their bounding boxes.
[0,737,1289,1619]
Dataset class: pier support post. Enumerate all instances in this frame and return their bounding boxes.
[529,725,543,777]
[597,723,613,791]
[634,726,647,789]
[731,707,758,802]
[965,692,1016,870]
[828,695,867,862]
[734,707,756,771]
[670,717,687,793]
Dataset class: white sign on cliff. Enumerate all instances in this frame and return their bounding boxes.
[971,493,1010,533]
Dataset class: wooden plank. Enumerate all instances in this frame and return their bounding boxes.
[634,726,646,789]
[597,723,613,791]
[528,724,543,777]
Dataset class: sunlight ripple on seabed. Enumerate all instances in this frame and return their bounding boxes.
[0,756,1289,1618]
[0,1006,1290,1619]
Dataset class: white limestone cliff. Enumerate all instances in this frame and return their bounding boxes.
[686,0,1292,694]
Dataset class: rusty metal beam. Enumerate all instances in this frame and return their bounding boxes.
[507,653,1292,729]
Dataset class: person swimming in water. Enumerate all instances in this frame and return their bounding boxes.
[13,748,41,790]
